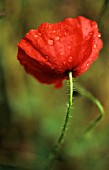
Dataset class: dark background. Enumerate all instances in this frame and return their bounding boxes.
[0,0,109,169]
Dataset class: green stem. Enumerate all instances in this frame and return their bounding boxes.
[55,72,73,150]
[46,72,73,170]
[75,82,104,135]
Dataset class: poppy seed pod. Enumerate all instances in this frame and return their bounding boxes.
[17,16,103,88]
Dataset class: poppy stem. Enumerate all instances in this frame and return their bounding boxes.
[75,82,104,135]
[54,71,73,156]
[46,72,73,170]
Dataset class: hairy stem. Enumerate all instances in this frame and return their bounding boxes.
[47,72,73,170]
[54,72,73,151]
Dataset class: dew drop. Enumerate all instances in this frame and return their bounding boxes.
[86,32,93,40]
[89,32,94,37]
[68,56,73,62]
[34,34,38,38]
[94,44,97,48]
[86,63,89,67]
[89,32,93,35]
[48,39,54,46]
[55,36,60,41]
[98,33,101,38]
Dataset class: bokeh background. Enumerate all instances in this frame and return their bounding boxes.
[0,0,109,169]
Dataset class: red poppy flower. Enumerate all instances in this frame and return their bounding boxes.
[17,16,103,88]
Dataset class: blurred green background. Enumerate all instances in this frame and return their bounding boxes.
[0,0,109,169]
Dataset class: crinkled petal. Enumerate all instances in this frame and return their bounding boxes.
[17,16,103,88]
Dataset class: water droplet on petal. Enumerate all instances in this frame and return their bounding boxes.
[34,34,38,38]
[68,56,73,62]
[55,36,60,41]
[48,39,54,46]
[98,33,101,38]
[94,44,97,48]
[89,32,93,35]
[86,63,89,67]
[86,32,94,40]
